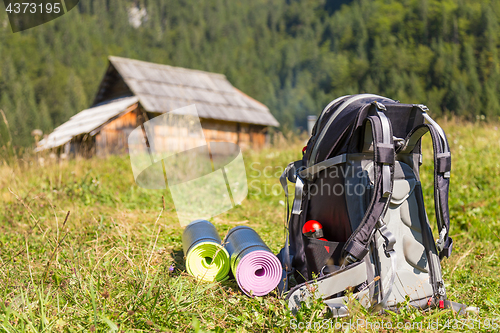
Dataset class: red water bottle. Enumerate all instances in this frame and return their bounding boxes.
[302,220,327,241]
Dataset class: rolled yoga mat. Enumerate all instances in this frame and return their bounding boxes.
[224,226,282,296]
[182,220,230,282]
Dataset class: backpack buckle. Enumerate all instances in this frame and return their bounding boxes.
[378,223,396,257]
[436,280,446,297]
[372,101,387,111]
[393,136,405,153]
[344,253,358,265]
[438,236,453,259]
[414,104,429,112]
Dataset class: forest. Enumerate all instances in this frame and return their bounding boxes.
[0,0,499,148]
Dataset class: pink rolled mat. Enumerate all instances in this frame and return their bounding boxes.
[224,226,282,296]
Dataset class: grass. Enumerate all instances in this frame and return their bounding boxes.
[0,120,499,332]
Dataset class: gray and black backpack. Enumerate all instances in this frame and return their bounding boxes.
[278,94,466,316]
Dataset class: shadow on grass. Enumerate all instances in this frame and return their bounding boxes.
[170,249,186,273]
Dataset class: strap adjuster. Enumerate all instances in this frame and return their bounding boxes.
[437,227,453,259]
[372,101,387,111]
[379,223,396,257]
[436,152,451,173]
[438,237,453,259]
[344,253,358,265]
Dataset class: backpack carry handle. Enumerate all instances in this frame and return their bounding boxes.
[398,105,453,259]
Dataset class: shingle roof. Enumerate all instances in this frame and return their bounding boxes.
[106,56,279,127]
[35,97,139,151]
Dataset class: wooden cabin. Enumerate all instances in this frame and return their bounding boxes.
[36,56,279,156]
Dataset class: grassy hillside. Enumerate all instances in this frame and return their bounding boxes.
[0,120,498,332]
[3,0,500,147]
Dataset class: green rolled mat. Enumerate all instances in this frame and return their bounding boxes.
[182,220,230,282]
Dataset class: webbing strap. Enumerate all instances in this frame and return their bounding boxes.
[378,223,397,306]
[291,177,305,215]
[279,162,294,293]
[398,106,453,259]
[278,160,303,293]
[342,102,395,263]
[298,154,346,181]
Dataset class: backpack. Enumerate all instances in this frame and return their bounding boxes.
[277,94,466,316]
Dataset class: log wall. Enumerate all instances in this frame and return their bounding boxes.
[94,106,146,156]
[201,120,267,150]
[84,110,268,157]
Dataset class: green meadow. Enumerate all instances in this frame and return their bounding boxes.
[0,119,499,332]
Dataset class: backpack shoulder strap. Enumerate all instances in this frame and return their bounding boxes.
[342,101,395,264]
[398,105,453,259]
